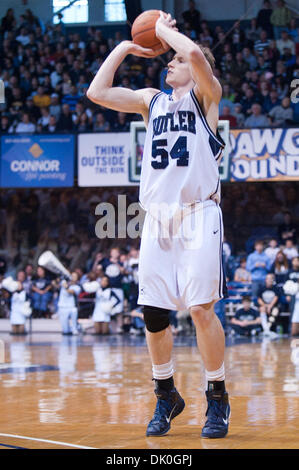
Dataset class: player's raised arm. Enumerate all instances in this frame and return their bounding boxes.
[86,41,159,117]
[155,12,221,103]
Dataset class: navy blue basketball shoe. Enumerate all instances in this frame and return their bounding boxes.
[201,390,230,438]
[146,387,185,436]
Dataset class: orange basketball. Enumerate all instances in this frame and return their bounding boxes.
[131,10,169,56]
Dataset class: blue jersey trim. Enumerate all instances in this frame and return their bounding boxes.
[148,92,163,120]
[190,89,225,149]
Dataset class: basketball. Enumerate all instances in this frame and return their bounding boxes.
[131,10,168,55]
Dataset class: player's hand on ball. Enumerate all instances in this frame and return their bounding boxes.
[155,11,178,49]
[121,40,158,58]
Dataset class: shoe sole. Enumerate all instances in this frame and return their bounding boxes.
[146,399,185,437]
[201,429,228,439]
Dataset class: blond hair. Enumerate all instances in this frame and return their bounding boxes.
[194,41,216,70]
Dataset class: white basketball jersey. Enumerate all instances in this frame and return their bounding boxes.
[139,89,225,217]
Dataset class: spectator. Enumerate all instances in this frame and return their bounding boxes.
[232,103,245,128]
[240,88,258,115]
[256,0,274,38]
[244,103,270,128]
[75,112,91,132]
[49,93,61,120]
[281,46,296,69]
[231,52,249,83]
[270,0,292,39]
[93,112,110,132]
[278,211,297,244]
[283,239,299,261]
[62,85,81,111]
[245,18,262,44]
[230,296,262,336]
[265,238,280,263]
[113,112,130,132]
[10,112,36,133]
[219,105,237,127]
[270,250,289,285]
[242,47,258,70]
[37,106,50,129]
[268,96,294,126]
[31,266,53,318]
[32,85,51,108]
[72,102,92,128]
[263,89,281,113]
[23,95,41,121]
[0,115,10,133]
[182,1,201,32]
[234,258,251,283]
[1,8,16,33]
[23,263,34,294]
[287,18,299,41]
[288,257,299,283]
[16,27,30,46]
[246,240,272,298]
[276,29,296,55]
[254,30,271,55]
[50,62,64,88]
[44,115,58,133]
[57,103,73,131]
[257,273,281,333]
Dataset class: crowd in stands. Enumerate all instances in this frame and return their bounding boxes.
[0,1,298,134]
[0,181,297,337]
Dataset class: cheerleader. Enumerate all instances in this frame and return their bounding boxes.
[54,272,81,335]
[283,278,299,337]
[83,275,120,335]
[2,271,32,335]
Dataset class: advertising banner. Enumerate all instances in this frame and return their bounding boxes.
[0,134,74,187]
[229,128,299,182]
[78,132,137,187]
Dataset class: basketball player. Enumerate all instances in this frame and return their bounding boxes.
[87,11,230,438]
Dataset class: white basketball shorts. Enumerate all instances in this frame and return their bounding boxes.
[137,200,225,311]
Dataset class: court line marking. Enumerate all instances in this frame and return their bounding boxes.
[0,442,28,449]
[0,433,96,449]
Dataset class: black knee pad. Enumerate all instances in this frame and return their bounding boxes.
[142,305,170,333]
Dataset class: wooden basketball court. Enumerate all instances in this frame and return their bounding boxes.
[0,333,298,449]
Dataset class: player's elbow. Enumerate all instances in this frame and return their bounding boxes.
[86,87,101,104]
[188,45,205,65]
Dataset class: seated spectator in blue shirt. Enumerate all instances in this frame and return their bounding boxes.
[244,103,270,128]
[230,296,262,336]
[246,240,272,298]
[62,85,80,111]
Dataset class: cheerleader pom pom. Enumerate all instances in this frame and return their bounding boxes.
[23,301,32,317]
[283,280,299,296]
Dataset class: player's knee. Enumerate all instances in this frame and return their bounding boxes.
[190,302,215,328]
[142,305,170,333]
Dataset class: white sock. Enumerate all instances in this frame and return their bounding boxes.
[205,363,225,390]
[152,360,175,380]
[261,312,270,332]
